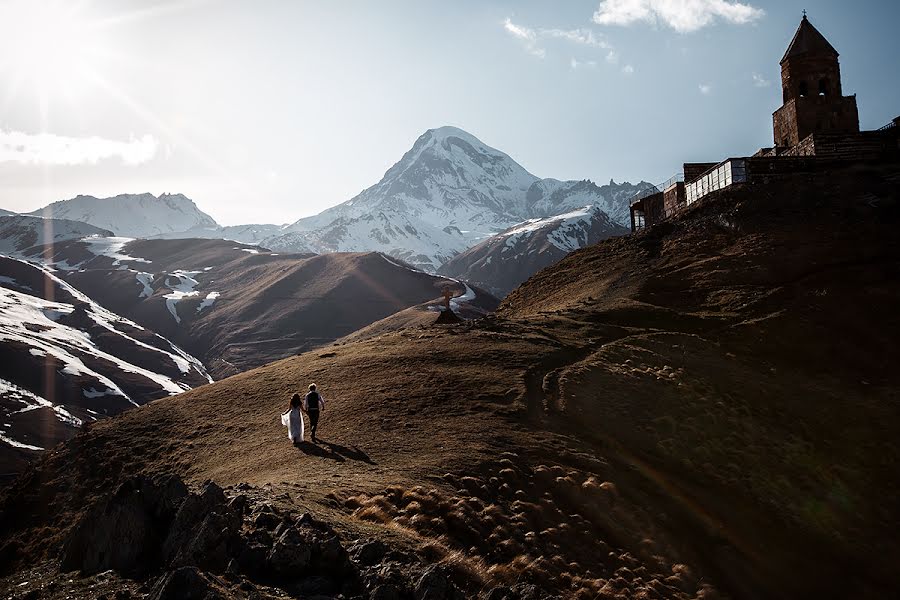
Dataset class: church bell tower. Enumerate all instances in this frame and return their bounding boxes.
[772,14,859,149]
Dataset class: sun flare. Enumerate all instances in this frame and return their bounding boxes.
[0,0,107,102]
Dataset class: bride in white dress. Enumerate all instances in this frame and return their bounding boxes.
[281,393,304,443]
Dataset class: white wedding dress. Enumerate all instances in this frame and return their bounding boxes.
[281,407,304,442]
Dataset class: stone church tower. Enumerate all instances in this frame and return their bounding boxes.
[772,15,859,149]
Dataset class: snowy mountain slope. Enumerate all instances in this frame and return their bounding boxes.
[0,208,15,217]
[266,211,465,271]
[525,178,654,228]
[438,205,629,297]
[0,255,211,473]
[148,222,289,246]
[0,215,113,255]
[30,192,218,238]
[262,127,651,271]
[21,236,487,379]
[292,126,540,231]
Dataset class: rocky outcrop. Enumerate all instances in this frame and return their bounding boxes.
[56,473,506,599]
[61,474,189,577]
[59,474,361,596]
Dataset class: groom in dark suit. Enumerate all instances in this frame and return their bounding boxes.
[303,383,326,443]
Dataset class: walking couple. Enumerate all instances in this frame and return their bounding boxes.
[281,383,326,444]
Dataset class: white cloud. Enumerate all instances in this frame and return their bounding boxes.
[698,83,713,95]
[752,72,771,87]
[542,27,612,49]
[504,18,630,70]
[0,129,158,166]
[503,18,546,58]
[593,0,764,33]
[570,57,599,70]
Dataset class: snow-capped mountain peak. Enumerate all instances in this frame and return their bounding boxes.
[29,192,218,238]
[259,126,648,271]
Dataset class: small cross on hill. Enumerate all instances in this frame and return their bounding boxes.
[442,287,453,311]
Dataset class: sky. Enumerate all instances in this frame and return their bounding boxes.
[0,0,898,225]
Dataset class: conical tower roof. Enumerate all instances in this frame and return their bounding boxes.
[781,15,839,64]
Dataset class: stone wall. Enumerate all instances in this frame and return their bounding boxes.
[783,131,900,160]
[773,95,859,148]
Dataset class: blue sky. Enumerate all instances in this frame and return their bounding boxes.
[0,0,897,224]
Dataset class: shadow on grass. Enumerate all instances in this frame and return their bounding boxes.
[294,439,376,464]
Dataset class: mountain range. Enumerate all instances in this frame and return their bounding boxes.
[438,204,629,297]
[32,193,218,238]
[0,126,644,472]
[262,126,647,270]
[17,127,650,274]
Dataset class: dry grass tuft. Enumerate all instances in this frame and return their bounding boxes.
[354,505,392,524]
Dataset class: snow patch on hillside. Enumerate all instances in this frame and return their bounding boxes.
[135,272,154,298]
[0,377,82,427]
[196,292,220,313]
[84,236,151,266]
[163,270,203,324]
[4,259,211,385]
[0,287,132,399]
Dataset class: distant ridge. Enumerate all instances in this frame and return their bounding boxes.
[30,192,218,238]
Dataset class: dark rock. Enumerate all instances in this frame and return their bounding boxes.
[268,526,311,577]
[247,528,273,548]
[163,482,241,573]
[371,584,403,600]
[254,512,282,531]
[237,543,269,578]
[148,567,225,600]
[352,540,388,567]
[316,533,346,566]
[226,558,240,577]
[61,475,188,576]
[271,521,286,538]
[375,563,408,588]
[228,494,249,515]
[414,565,465,600]
[298,575,338,595]
[510,584,543,600]
[482,587,516,600]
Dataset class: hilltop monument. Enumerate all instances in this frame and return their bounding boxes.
[629,13,899,233]
[773,14,860,150]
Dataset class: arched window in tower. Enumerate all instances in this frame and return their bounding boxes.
[818,78,829,95]
[799,81,809,97]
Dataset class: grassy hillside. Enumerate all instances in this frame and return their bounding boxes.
[1,163,898,599]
